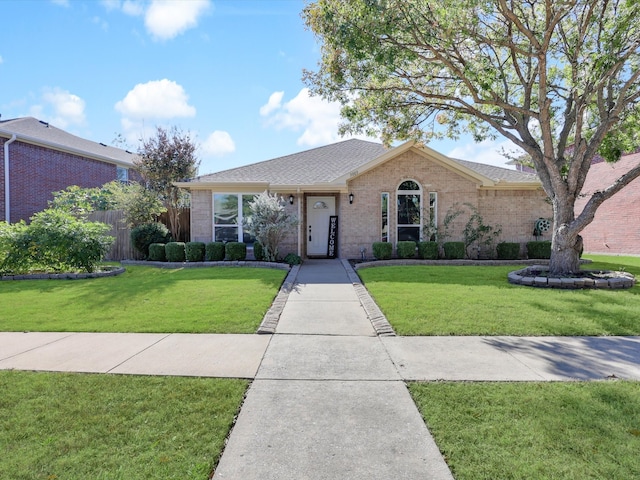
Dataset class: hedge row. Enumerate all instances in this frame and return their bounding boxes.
[148,241,247,262]
[370,240,553,260]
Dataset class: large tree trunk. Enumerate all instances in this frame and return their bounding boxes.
[548,199,582,276]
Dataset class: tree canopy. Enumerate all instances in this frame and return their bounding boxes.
[135,126,199,240]
[304,0,640,274]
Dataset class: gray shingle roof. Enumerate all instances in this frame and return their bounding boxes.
[453,158,541,183]
[194,139,388,184]
[189,138,540,186]
[0,117,136,166]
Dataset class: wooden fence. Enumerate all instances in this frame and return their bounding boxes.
[89,210,142,261]
[89,209,191,261]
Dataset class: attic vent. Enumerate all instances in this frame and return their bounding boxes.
[39,120,49,127]
[99,142,107,147]
[125,150,132,154]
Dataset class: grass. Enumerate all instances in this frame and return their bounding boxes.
[0,265,286,333]
[0,370,248,480]
[357,255,640,336]
[409,381,640,480]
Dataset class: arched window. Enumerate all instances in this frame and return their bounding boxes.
[397,180,421,242]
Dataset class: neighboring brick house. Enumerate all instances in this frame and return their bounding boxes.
[177,139,551,259]
[0,117,137,223]
[574,151,640,255]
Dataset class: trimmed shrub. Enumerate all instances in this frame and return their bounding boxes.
[130,222,171,259]
[148,243,166,262]
[417,241,439,260]
[527,240,552,259]
[185,242,205,262]
[205,242,225,261]
[372,242,393,260]
[165,242,186,262]
[396,241,417,259]
[443,241,465,259]
[284,253,302,265]
[497,242,520,260]
[253,242,265,261]
[225,242,246,261]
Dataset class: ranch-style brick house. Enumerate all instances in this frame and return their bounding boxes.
[0,117,137,223]
[177,139,552,259]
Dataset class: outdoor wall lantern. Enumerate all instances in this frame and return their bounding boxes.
[289,194,294,205]
[349,193,354,204]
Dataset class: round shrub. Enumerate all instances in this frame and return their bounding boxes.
[205,242,225,261]
[526,240,552,259]
[148,243,166,262]
[417,241,439,260]
[253,242,265,261]
[443,241,465,259]
[130,222,171,259]
[284,253,302,265]
[185,242,205,262]
[497,242,520,260]
[372,242,392,260]
[225,242,246,261]
[165,242,186,262]
[396,241,417,259]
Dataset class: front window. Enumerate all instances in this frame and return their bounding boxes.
[213,194,256,243]
[397,180,421,242]
[381,192,389,242]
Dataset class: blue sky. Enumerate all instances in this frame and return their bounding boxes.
[0,0,518,176]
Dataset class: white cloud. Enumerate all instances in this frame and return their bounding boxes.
[30,87,86,129]
[260,88,363,147]
[0,55,3,64]
[115,79,196,119]
[51,0,70,7]
[201,130,236,157]
[447,138,522,169]
[259,91,284,117]
[115,79,196,145]
[145,0,211,41]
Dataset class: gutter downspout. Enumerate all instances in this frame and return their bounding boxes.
[4,134,17,223]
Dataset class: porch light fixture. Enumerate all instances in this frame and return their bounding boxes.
[289,194,294,205]
[349,193,354,204]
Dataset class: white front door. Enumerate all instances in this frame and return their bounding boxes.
[307,196,336,256]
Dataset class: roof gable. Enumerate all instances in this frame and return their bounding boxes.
[0,117,137,166]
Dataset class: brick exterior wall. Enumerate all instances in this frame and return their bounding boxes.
[0,138,132,223]
[340,149,551,258]
[575,152,640,254]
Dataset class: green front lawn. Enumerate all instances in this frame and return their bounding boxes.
[410,381,640,480]
[0,266,286,333]
[0,371,248,480]
[358,255,640,336]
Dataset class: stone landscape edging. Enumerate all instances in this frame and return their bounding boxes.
[0,266,125,281]
[120,260,291,270]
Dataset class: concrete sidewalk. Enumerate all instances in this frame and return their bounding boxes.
[2,259,640,479]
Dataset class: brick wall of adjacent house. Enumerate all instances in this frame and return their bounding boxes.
[341,149,551,259]
[0,138,132,223]
[575,153,640,254]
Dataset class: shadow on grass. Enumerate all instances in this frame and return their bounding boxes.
[484,336,640,380]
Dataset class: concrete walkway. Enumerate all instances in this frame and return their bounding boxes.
[2,259,640,479]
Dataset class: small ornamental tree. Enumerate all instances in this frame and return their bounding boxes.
[243,191,298,262]
[135,126,199,240]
